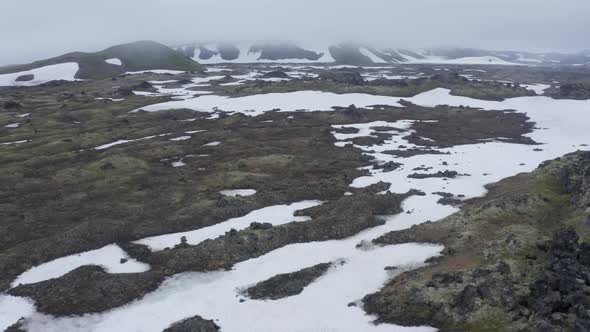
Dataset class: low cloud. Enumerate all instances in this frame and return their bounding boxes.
[1,0,588,64]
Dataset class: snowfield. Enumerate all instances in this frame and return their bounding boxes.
[1,86,590,331]
[0,63,80,86]
[133,91,403,115]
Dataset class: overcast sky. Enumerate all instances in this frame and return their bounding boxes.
[1,0,588,65]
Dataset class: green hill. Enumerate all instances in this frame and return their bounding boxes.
[0,40,203,80]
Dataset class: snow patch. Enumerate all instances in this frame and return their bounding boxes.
[105,58,122,66]
[0,63,80,86]
[220,189,257,197]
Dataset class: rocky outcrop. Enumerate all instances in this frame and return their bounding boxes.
[8,266,165,316]
[15,74,34,82]
[407,170,459,179]
[526,228,590,331]
[363,151,590,331]
[546,83,590,100]
[244,262,332,300]
[318,70,364,85]
[163,315,220,332]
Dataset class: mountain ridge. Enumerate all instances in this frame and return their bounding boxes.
[175,41,590,66]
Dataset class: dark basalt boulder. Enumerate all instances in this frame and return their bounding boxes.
[15,74,34,82]
[163,315,220,332]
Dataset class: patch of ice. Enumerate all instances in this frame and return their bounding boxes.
[202,141,221,146]
[16,113,31,118]
[132,91,165,97]
[205,67,231,73]
[169,136,191,141]
[135,200,321,251]
[185,130,206,134]
[0,139,29,145]
[0,63,80,86]
[94,133,171,150]
[4,123,20,128]
[10,244,149,287]
[522,84,551,95]
[171,160,186,167]
[220,189,257,197]
[105,58,122,66]
[94,97,124,102]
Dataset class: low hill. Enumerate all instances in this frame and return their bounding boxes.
[0,41,202,82]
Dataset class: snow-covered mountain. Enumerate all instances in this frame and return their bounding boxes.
[175,42,590,66]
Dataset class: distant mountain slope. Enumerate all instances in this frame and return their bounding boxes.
[174,42,590,66]
[0,41,202,83]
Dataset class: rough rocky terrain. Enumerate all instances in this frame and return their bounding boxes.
[363,151,590,331]
[2,59,590,331]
